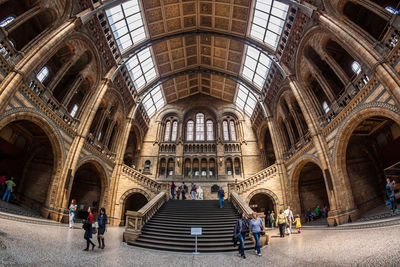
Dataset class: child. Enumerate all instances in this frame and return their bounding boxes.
[295,215,302,233]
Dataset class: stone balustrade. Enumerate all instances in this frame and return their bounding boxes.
[123,191,168,242]
[122,165,167,193]
[230,191,253,217]
[229,164,277,194]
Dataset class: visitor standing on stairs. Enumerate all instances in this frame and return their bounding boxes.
[181,182,186,200]
[234,213,249,259]
[97,207,107,249]
[190,183,196,200]
[284,206,294,235]
[170,181,176,200]
[249,212,264,257]
[83,207,96,251]
[217,187,225,208]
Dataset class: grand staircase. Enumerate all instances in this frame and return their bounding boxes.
[127,200,254,252]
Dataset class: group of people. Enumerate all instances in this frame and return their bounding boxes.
[69,199,108,251]
[170,182,204,200]
[0,176,16,203]
[305,205,329,222]
[234,212,265,259]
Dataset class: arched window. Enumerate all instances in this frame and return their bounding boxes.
[229,121,237,141]
[171,121,178,141]
[322,101,330,114]
[164,121,171,141]
[385,6,399,14]
[222,121,229,141]
[70,104,79,118]
[195,113,205,141]
[351,61,362,75]
[206,120,214,141]
[186,120,194,141]
[36,66,49,83]
[0,16,15,28]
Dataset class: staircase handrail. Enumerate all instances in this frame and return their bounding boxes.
[229,164,277,193]
[124,191,168,242]
[122,165,167,193]
[230,191,254,217]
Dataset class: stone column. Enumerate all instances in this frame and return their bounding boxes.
[61,75,84,107]
[322,53,351,86]
[286,73,356,225]
[0,18,81,113]
[289,107,305,137]
[355,0,392,20]
[45,68,116,221]
[305,57,336,103]
[316,11,400,105]
[283,118,295,147]
[4,6,41,34]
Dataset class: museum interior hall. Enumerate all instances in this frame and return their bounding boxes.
[1,0,400,265]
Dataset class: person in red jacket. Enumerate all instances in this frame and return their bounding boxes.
[83,207,96,251]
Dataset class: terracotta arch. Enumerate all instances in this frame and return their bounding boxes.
[246,188,281,207]
[119,188,151,223]
[333,103,400,213]
[0,109,65,208]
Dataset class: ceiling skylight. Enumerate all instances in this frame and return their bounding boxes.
[106,0,146,52]
[250,0,289,49]
[242,46,272,90]
[235,85,257,116]
[142,85,165,117]
[125,47,157,91]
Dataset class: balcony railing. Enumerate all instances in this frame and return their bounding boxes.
[28,77,80,130]
[183,142,217,154]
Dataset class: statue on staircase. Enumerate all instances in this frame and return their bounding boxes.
[197,186,204,200]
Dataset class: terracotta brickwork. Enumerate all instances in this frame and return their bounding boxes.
[0,0,399,226]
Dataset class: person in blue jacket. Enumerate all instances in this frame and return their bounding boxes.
[97,207,108,249]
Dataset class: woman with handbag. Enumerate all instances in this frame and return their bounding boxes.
[83,206,96,251]
[97,207,108,249]
[234,213,249,259]
[249,212,264,257]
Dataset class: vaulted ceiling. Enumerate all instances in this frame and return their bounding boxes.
[104,0,292,117]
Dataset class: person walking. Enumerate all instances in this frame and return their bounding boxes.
[190,183,196,200]
[306,208,313,222]
[181,182,186,200]
[295,215,302,233]
[2,177,16,203]
[276,209,288,238]
[386,178,398,214]
[97,207,107,249]
[266,211,271,227]
[270,210,275,228]
[314,205,321,219]
[284,206,294,235]
[170,181,176,200]
[322,205,328,218]
[69,199,77,229]
[234,213,249,259]
[83,207,96,251]
[217,186,225,208]
[249,212,264,256]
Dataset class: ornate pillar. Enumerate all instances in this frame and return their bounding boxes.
[322,53,351,86]
[45,68,116,221]
[289,107,305,136]
[3,6,41,34]
[0,18,81,113]
[61,75,84,107]
[316,11,400,105]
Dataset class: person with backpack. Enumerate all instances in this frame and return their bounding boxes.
[386,177,398,214]
[217,186,225,208]
[170,181,176,200]
[234,213,249,259]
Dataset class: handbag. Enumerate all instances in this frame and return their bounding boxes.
[257,219,266,236]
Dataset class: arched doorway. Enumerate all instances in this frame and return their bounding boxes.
[249,193,275,216]
[123,192,148,225]
[0,120,57,212]
[345,116,400,214]
[298,162,329,219]
[69,162,105,219]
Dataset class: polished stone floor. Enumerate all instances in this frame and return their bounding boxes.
[1,217,400,267]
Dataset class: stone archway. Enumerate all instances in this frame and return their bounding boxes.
[247,189,280,218]
[119,188,150,225]
[69,160,107,220]
[0,116,62,214]
[334,106,400,216]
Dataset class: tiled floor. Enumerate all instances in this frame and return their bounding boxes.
[1,217,400,266]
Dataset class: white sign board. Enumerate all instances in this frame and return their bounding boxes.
[191,227,202,235]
